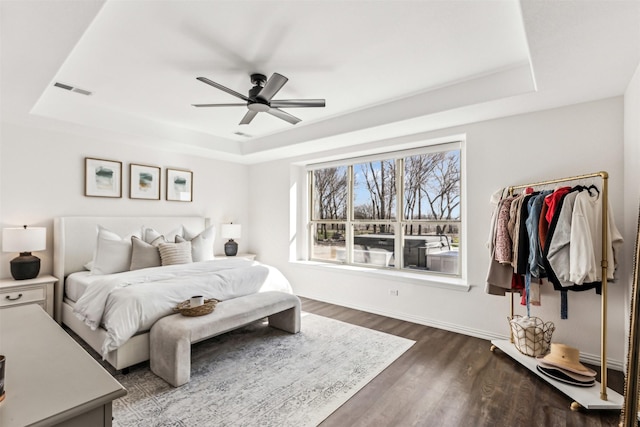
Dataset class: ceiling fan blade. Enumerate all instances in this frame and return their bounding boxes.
[196,77,249,102]
[257,73,288,101]
[239,110,258,125]
[270,99,326,108]
[192,103,247,107]
[267,107,301,125]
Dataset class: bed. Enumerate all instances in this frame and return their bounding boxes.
[53,216,292,371]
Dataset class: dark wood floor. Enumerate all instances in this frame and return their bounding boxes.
[301,297,626,427]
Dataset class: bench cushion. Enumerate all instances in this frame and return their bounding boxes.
[150,291,300,386]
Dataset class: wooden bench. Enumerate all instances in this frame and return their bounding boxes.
[150,291,301,387]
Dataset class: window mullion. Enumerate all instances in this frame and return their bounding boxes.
[347,165,354,264]
[307,170,313,261]
[395,158,404,270]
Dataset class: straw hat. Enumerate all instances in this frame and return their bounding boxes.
[536,343,596,377]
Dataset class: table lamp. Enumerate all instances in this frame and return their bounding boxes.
[2,226,46,280]
[221,223,241,256]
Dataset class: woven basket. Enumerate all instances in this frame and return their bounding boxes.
[508,315,555,357]
[173,299,218,317]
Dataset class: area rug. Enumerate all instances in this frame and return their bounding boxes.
[110,312,414,427]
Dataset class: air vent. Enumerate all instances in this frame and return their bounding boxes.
[233,131,252,138]
[53,82,92,96]
[54,82,73,91]
[72,87,92,96]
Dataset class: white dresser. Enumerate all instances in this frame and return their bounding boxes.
[0,305,126,426]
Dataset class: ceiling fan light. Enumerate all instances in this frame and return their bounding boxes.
[247,102,270,113]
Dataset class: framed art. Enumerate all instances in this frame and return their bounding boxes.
[85,157,122,198]
[166,168,193,202]
[130,163,161,200]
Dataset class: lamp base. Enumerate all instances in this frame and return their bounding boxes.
[224,239,238,257]
[10,252,40,280]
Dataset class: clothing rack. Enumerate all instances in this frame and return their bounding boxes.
[490,171,623,411]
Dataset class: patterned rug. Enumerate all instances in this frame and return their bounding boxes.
[109,312,414,427]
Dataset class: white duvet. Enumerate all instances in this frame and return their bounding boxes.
[72,258,292,356]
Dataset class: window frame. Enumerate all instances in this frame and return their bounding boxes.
[307,141,462,278]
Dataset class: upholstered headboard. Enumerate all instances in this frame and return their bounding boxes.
[53,216,207,322]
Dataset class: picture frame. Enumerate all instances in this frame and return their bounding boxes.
[85,157,122,198]
[130,163,161,200]
[166,168,193,202]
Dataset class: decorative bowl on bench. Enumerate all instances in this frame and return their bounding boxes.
[173,299,218,317]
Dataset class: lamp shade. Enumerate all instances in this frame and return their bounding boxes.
[2,227,46,253]
[221,224,241,240]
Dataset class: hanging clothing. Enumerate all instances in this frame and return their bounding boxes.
[508,193,527,265]
[486,189,515,295]
[544,187,603,295]
[545,186,572,223]
[569,190,623,285]
[486,178,623,322]
[544,187,600,321]
[538,202,550,252]
[546,190,581,287]
[495,196,516,264]
[526,191,552,278]
[486,188,508,250]
[515,194,535,275]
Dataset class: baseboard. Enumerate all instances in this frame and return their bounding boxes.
[297,292,624,372]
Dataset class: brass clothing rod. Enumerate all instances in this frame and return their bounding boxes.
[507,170,610,402]
[508,171,608,195]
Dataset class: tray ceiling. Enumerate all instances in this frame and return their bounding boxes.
[2,1,639,163]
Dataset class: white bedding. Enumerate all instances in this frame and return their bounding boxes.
[65,271,100,302]
[71,258,292,356]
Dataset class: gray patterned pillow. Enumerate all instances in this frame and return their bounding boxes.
[158,241,193,266]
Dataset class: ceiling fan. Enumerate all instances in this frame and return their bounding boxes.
[192,73,325,125]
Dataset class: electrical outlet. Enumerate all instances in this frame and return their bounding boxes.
[389,289,399,296]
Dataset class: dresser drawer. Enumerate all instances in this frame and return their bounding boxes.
[0,286,45,307]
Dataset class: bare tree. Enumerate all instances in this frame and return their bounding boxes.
[401,151,460,238]
[404,153,444,220]
[314,168,347,219]
[358,160,396,222]
[353,203,373,220]
[313,168,347,239]
[422,151,460,220]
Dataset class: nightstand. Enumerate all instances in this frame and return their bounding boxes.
[219,253,257,261]
[0,275,56,318]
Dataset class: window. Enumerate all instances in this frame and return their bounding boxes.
[309,142,461,276]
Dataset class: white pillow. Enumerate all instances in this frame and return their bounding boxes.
[158,241,193,266]
[142,226,183,244]
[91,226,141,275]
[180,225,215,262]
[129,235,163,271]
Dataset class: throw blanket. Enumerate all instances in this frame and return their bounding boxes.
[73,259,291,356]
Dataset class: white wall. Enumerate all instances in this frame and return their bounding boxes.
[250,97,628,366]
[0,121,251,278]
